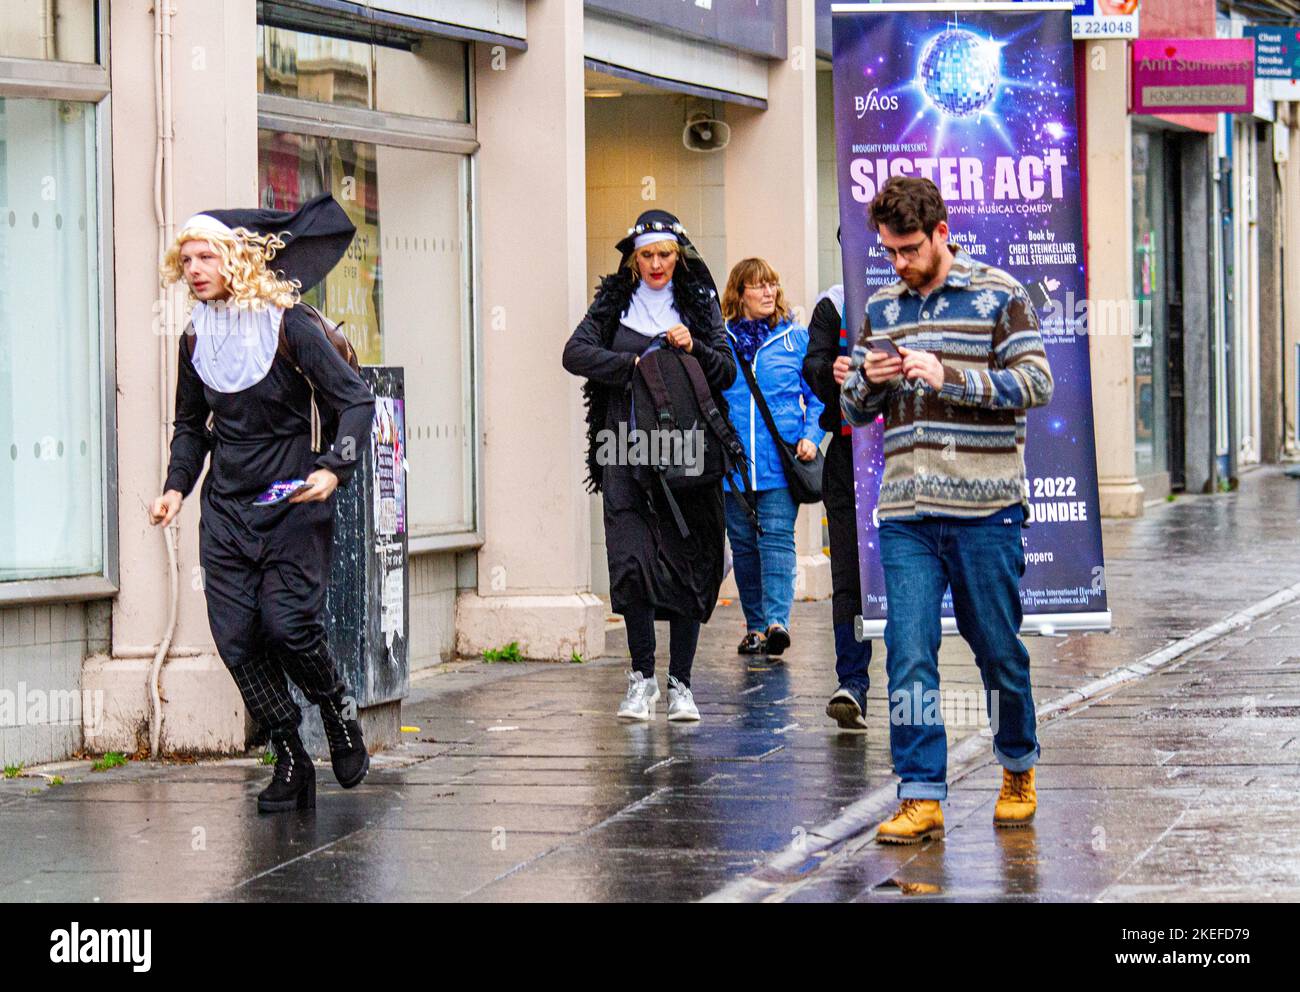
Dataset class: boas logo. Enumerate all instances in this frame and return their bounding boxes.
[855,87,900,117]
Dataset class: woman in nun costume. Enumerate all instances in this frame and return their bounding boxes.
[563,209,737,722]
[149,193,375,813]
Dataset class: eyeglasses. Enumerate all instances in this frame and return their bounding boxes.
[882,240,928,262]
[745,282,780,293]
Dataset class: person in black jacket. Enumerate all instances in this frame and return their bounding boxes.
[149,195,375,812]
[563,210,736,722]
[802,241,875,730]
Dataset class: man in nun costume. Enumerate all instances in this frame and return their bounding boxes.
[150,193,375,813]
[563,209,737,722]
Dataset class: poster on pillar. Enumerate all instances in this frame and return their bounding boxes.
[831,1,1111,637]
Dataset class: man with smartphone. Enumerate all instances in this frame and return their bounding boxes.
[841,176,1054,844]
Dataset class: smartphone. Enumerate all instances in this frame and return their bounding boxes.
[253,480,309,506]
[865,334,902,359]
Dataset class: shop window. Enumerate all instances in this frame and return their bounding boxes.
[256,18,478,542]
[1131,129,1169,481]
[374,35,468,123]
[259,27,373,109]
[257,23,469,123]
[258,132,384,361]
[0,97,104,580]
[0,0,98,63]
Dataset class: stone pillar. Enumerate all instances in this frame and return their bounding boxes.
[1085,39,1144,517]
[721,0,831,598]
[83,0,256,754]
[456,0,606,661]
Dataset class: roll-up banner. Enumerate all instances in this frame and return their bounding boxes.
[831,2,1111,638]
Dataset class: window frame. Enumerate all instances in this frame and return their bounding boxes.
[256,24,483,553]
[0,0,118,605]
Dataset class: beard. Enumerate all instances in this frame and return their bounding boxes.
[899,250,943,290]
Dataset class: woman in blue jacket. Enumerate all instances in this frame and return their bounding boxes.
[721,258,827,656]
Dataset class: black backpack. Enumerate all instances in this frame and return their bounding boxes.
[629,343,758,538]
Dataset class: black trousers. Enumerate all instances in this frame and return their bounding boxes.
[623,602,700,687]
[200,495,335,668]
[824,434,864,627]
[200,495,348,733]
[230,641,348,734]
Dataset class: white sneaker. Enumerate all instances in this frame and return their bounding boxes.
[666,676,700,722]
[617,671,660,721]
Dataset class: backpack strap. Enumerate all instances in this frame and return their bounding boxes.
[655,473,691,539]
[636,350,693,539]
[636,350,678,431]
[738,358,787,455]
[645,349,762,536]
[274,307,323,453]
[676,352,761,531]
[677,353,740,452]
[276,323,297,369]
[276,310,300,371]
[275,303,335,372]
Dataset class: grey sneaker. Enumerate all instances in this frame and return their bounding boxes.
[617,671,660,721]
[666,676,700,722]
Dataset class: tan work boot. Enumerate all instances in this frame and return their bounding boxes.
[993,767,1037,827]
[875,799,945,844]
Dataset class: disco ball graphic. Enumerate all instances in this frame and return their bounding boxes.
[917,29,1000,118]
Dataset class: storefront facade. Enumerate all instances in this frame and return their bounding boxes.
[0,0,837,764]
[12,0,1293,764]
[1082,0,1296,516]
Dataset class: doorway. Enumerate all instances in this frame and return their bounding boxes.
[1132,127,1188,495]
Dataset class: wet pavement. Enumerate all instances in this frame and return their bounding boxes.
[761,598,1300,903]
[2,467,1299,902]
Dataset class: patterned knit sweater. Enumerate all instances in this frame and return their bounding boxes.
[840,246,1054,520]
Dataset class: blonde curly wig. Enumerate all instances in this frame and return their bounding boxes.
[161,225,300,310]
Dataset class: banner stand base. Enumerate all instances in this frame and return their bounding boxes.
[855,611,1112,641]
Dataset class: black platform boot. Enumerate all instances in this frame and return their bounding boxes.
[277,641,370,789]
[318,690,369,789]
[257,727,316,813]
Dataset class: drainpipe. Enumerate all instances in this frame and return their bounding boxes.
[150,0,179,758]
[41,0,56,60]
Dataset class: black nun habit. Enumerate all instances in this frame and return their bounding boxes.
[163,193,374,808]
[198,192,357,293]
[562,210,737,648]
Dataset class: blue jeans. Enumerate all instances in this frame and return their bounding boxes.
[724,487,798,633]
[878,506,1038,800]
